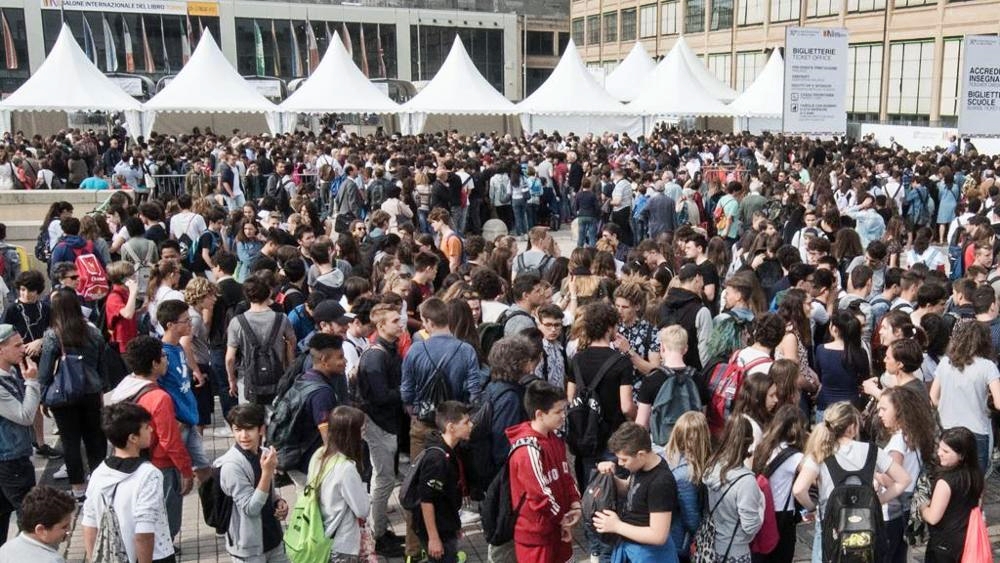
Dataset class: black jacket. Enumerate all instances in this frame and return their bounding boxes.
[413,433,463,541]
[659,287,707,370]
[357,337,403,435]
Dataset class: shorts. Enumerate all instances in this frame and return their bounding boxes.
[181,423,210,469]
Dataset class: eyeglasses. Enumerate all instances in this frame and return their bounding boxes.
[540,322,562,329]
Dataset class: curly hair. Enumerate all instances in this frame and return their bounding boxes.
[488,335,542,383]
[613,274,655,311]
[184,277,217,306]
[777,288,812,347]
[577,301,620,348]
[880,386,938,465]
[946,320,993,369]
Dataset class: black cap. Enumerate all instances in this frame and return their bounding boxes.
[313,300,353,325]
[677,263,701,282]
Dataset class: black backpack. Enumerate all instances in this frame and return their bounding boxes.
[515,253,554,278]
[236,313,285,398]
[412,343,454,424]
[266,378,328,471]
[821,444,884,563]
[481,438,539,546]
[198,465,234,535]
[565,353,627,457]
[479,308,533,358]
[399,445,447,512]
[582,471,619,544]
[34,229,50,264]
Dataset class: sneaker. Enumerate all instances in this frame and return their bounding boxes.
[405,554,428,563]
[53,464,68,480]
[375,536,405,557]
[459,508,480,526]
[34,443,63,459]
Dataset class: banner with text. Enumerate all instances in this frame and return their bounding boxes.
[783,27,848,136]
[958,35,1000,138]
[40,0,215,16]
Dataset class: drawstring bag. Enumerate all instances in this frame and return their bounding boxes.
[960,506,990,562]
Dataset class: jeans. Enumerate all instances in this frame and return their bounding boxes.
[496,205,514,232]
[974,432,990,474]
[224,192,246,212]
[181,424,210,469]
[883,513,908,563]
[575,454,613,563]
[161,466,182,538]
[0,457,35,544]
[230,546,291,563]
[527,202,540,230]
[418,209,431,234]
[451,205,467,234]
[364,416,397,538]
[420,536,459,563]
[577,216,598,247]
[467,199,483,235]
[51,393,106,485]
[210,347,237,419]
[512,200,529,235]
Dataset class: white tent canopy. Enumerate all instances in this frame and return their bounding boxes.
[143,30,278,136]
[729,50,783,118]
[674,36,739,103]
[401,36,517,134]
[280,31,399,121]
[605,42,657,102]
[517,39,641,136]
[0,24,142,137]
[628,46,732,120]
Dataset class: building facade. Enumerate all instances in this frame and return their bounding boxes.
[0,0,570,100]
[572,0,1000,125]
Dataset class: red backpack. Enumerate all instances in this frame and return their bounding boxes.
[705,350,773,438]
[72,241,109,301]
[751,446,800,555]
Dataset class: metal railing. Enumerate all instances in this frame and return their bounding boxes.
[146,172,318,202]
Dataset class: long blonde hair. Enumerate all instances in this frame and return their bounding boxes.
[804,401,860,462]
[665,411,711,484]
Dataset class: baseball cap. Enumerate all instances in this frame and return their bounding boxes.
[677,263,701,282]
[0,324,16,344]
[313,301,355,325]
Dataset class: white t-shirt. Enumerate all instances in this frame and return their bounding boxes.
[481,300,510,324]
[170,211,207,241]
[801,440,893,517]
[885,430,920,494]
[767,443,804,512]
[904,247,946,271]
[735,347,774,376]
[934,356,1000,435]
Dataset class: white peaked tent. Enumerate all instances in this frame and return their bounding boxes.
[400,36,518,135]
[605,42,657,102]
[143,30,278,136]
[0,24,142,137]
[729,50,783,132]
[628,47,732,128]
[517,39,641,136]
[674,37,738,103]
[280,31,398,129]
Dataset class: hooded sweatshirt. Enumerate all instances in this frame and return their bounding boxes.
[311,268,345,301]
[50,235,97,270]
[658,287,712,370]
[702,464,764,560]
[506,421,580,547]
[82,456,174,562]
[108,375,193,479]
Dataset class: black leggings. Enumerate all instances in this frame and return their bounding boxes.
[51,393,107,485]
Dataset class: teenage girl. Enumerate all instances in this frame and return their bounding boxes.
[918,427,985,563]
[731,372,779,449]
[750,404,807,563]
[663,412,711,563]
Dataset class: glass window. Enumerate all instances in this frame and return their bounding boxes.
[686,0,705,32]
[708,53,732,86]
[809,0,839,17]
[604,12,618,43]
[640,4,658,38]
[411,25,503,90]
[738,0,764,25]
[587,15,600,45]
[572,18,584,45]
[770,0,800,22]
[939,37,963,117]
[526,31,554,56]
[895,0,933,7]
[847,43,883,117]
[711,0,734,29]
[887,39,933,118]
[661,1,680,34]
[558,32,570,54]
[847,0,886,11]
[621,8,637,41]
[735,50,766,91]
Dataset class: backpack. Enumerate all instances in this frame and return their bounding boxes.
[566,353,627,457]
[581,470,619,544]
[705,350,773,438]
[34,229,50,264]
[368,178,390,210]
[235,313,285,397]
[91,483,130,563]
[528,178,543,198]
[284,455,339,563]
[703,313,754,363]
[445,232,468,265]
[189,230,221,269]
[412,342,454,424]
[948,219,969,282]
[515,253,554,278]
[328,173,347,200]
[73,241,110,301]
[692,473,751,563]
[479,308,532,358]
[400,445,447,512]
[480,437,539,546]
[761,199,783,223]
[274,286,302,310]
[821,444,884,563]
[0,243,23,296]
[121,242,156,297]
[266,378,327,470]
[750,447,799,555]
[198,465,234,535]
[648,366,703,447]
[464,385,516,500]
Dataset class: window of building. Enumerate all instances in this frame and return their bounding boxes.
[809,0,839,17]
[735,50,766,91]
[939,37,963,117]
[711,0,734,29]
[572,18,584,45]
[847,43,883,120]
[558,32,570,53]
[686,0,705,32]
[895,0,933,7]
[886,39,933,119]
[661,1,680,34]
[640,4,658,38]
[604,11,618,43]
[526,31,554,56]
[738,0,764,25]
[708,53,732,86]
[770,0,800,22]
[587,15,600,45]
[621,8,637,40]
[412,25,500,89]
[847,0,886,11]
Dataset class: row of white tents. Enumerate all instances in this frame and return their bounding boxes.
[0,24,785,138]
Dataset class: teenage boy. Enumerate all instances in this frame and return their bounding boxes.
[506,380,581,562]
[412,401,473,563]
[216,404,290,563]
[192,208,225,277]
[0,324,40,546]
[0,485,75,561]
[82,403,175,563]
[209,251,241,422]
[533,303,568,389]
[225,276,296,405]
[593,422,678,561]
[108,335,194,542]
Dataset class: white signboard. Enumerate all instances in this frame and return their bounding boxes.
[958,35,1000,138]
[109,76,145,97]
[41,0,189,15]
[246,78,283,99]
[783,27,849,136]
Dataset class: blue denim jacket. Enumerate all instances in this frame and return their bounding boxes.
[401,334,485,407]
[0,370,39,461]
[668,456,703,559]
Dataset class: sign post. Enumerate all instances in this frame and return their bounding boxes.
[958,35,1000,138]
[782,27,849,137]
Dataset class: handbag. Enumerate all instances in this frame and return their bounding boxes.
[960,506,990,562]
[357,519,378,563]
[905,460,930,546]
[42,334,88,408]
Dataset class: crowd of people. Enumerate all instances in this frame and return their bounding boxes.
[0,123,997,563]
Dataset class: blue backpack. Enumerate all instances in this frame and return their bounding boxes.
[328,174,347,200]
[648,366,702,447]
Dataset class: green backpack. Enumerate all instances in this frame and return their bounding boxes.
[284,454,340,563]
[703,313,753,363]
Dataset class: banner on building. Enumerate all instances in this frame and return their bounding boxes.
[782,27,849,136]
[41,0,216,16]
[958,35,1000,138]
